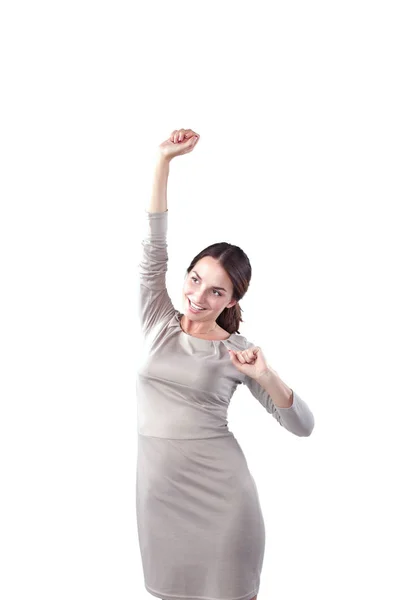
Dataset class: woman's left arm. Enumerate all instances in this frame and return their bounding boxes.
[229,343,315,437]
[246,370,315,437]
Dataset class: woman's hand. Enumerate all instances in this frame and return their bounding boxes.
[228,346,272,381]
[158,128,200,161]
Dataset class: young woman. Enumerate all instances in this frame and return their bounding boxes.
[135,128,315,600]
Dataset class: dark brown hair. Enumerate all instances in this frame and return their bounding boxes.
[185,242,252,335]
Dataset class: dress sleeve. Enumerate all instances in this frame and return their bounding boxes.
[243,374,315,437]
[137,209,175,337]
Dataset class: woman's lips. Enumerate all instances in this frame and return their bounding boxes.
[188,298,207,311]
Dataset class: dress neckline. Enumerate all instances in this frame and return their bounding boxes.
[177,312,233,342]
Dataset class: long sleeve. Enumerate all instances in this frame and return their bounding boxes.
[137,209,175,337]
[243,374,315,437]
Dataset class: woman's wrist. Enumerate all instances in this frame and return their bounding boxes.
[155,150,172,167]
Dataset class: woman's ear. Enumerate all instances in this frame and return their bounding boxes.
[226,298,237,309]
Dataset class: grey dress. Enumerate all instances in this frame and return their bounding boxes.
[136,209,315,600]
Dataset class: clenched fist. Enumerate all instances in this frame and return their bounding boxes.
[158,128,200,161]
[228,346,271,381]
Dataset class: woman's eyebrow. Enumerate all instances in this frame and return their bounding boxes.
[192,270,227,292]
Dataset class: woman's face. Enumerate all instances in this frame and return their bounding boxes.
[181,256,237,321]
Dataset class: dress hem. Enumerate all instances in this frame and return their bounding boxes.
[145,582,258,600]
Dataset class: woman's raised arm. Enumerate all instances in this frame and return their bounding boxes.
[147,128,200,213]
[148,155,170,213]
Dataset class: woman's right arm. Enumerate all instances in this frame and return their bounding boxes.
[148,155,170,213]
[138,129,199,336]
[147,128,199,213]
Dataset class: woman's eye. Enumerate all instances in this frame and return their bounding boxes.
[191,277,221,297]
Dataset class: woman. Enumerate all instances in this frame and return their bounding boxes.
[135,128,315,600]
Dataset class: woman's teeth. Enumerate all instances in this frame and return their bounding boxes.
[189,299,205,311]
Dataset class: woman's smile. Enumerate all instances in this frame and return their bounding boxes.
[188,298,207,312]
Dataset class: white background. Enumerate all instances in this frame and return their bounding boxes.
[1,1,399,599]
